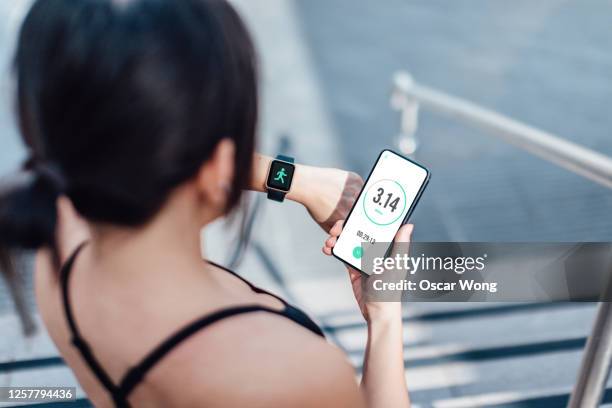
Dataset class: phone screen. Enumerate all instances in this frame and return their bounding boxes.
[332,150,429,273]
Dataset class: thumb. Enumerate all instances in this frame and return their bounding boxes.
[390,224,413,258]
[395,223,414,243]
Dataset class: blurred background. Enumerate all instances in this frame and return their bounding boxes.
[1,0,612,407]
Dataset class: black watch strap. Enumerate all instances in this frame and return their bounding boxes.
[267,154,294,202]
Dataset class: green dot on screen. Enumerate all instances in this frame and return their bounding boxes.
[353,246,363,259]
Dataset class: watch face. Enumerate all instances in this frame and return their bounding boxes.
[267,160,295,192]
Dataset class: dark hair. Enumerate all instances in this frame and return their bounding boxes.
[0,0,258,251]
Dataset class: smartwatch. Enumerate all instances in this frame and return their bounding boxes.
[265,154,295,202]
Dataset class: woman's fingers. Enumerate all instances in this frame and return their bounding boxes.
[395,223,414,242]
[326,236,337,247]
[322,235,337,256]
[322,220,344,256]
[390,224,414,259]
[329,219,343,236]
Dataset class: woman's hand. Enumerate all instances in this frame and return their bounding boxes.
[293,167,363,232]
[322,220,413,323]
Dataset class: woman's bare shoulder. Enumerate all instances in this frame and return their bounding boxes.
[145,309,365,407]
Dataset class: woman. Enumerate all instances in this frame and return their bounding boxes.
[0,0,412,406]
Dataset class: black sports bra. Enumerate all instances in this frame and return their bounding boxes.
[60,243,324,408]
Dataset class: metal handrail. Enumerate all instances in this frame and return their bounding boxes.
[390,70,612,408]
[391,71,612,190]
[568,279,612,408]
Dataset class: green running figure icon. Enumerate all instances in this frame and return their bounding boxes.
[274,167,287,184]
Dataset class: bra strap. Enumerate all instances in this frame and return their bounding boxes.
[59,246,317,406]
[117,305,291,398]
[60,243,123,399]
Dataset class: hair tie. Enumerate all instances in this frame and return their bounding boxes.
[23,157,68,192]
[37,162,68,192]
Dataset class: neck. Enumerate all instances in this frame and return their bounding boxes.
[86,189,215,284]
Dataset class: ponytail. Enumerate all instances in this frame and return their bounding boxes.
[0,162,63,337]
[1,30,68,330]
[0,163,63,250]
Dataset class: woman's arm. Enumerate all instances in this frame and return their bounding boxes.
[40,154,361,268]
[250,153,363,231]
[324,221,412,408]
[361,309,410,407]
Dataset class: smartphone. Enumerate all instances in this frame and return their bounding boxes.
[332,149,430,274]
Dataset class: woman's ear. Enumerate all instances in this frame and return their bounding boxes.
[195,138,236,210]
